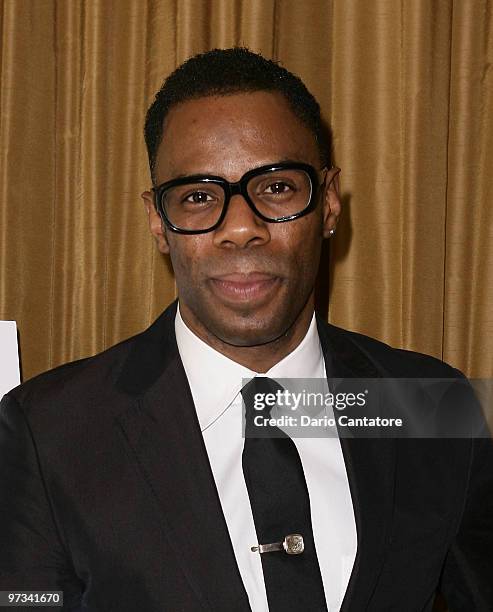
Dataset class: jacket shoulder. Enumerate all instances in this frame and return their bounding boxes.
[6,302,178,411]
[5,332,138,413]
[322,320,463,378]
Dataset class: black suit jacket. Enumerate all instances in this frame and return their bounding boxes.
[1,301,492,611]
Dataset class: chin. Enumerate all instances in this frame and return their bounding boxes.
[182,292,308,349]
[210,315,291,348]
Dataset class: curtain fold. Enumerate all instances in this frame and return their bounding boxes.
[0,0,491,382]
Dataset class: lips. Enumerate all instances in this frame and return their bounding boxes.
[208,272,281,304]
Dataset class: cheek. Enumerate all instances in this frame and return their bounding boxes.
[276,216,323,269]
[167,237,207,285]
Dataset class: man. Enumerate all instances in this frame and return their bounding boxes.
[0,48,492,611]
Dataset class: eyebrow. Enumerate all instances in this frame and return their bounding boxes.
[165,158,309,182]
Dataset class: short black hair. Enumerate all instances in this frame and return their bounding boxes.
[144,47,330,181]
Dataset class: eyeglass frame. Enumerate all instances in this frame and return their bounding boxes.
[152,161,329,235]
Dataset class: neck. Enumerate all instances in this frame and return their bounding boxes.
[179,299,315,373]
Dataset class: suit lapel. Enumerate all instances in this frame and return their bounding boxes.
[317,319,397,611]
[115,302,250,611]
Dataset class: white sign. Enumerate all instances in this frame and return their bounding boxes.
[0,321,21,398]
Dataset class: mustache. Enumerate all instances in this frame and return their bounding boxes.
[200,254,289,277]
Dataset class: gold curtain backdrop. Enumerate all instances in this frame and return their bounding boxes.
[0,0,492,383]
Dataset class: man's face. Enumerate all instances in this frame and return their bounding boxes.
[143,91,340,349]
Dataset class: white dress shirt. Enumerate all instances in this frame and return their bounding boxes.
[175,305,357,611]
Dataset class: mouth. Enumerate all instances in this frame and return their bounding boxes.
[208,272,282,305]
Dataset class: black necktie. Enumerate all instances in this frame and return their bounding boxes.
[241,377,328,611]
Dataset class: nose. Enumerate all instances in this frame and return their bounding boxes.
[212,193,271,249]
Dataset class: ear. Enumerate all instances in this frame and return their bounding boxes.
[321,167,342,239]
[141,191,170,254]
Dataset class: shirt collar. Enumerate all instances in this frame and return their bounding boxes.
[175,303,325,431]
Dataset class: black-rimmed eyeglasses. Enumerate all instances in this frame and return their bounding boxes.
[152,162,327,235]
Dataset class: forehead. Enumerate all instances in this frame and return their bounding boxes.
[154,91,320,182]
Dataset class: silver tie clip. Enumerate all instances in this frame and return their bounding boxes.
[251,534,304,555]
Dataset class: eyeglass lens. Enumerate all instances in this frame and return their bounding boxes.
[161,168,313,232]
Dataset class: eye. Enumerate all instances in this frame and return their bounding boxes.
[264,181,294,195]
[183,191,215,204]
